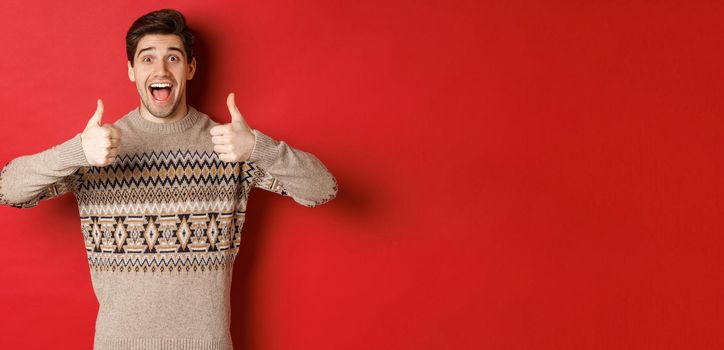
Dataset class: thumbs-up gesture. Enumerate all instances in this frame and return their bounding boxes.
[80,99,121,166]
[210,93,256,162]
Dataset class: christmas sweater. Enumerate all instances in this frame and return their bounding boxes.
[0,106,338,350]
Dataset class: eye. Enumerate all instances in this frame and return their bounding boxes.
[168,55,179,62]
[142,56,152,63]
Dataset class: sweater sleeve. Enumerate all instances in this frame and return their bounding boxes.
[0,133,90,208]
[247,129,338,208]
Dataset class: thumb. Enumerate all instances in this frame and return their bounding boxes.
[226,93,245,124]
[87,99,104,127]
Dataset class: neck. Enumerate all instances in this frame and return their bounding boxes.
[139,100,189,124]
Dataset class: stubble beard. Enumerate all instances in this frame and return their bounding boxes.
[139,87,181,119]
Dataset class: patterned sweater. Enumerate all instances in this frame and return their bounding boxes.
[0,106,338,350]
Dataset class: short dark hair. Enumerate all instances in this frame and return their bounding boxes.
[126,9,195,66]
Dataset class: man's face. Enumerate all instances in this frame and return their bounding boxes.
[128,34,196,119]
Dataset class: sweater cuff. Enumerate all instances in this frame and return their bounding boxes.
[53,133,90,169]
[248,129,279,170]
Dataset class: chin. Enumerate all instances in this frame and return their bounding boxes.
[150,109,174,118]
[143,98,179,119]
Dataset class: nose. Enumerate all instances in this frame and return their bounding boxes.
[151,60,171,77]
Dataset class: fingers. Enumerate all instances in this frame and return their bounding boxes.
[213,144,233,154]
[226,93,243,123]
[108,138,121,149]
[217,153,236,163]
[211,135,229,144]
[80,99,125,167]
[87,99,104,127]
[210,124,232,136]
[105,124,122,139]
[98,142,120,165]
[210,94,254,163]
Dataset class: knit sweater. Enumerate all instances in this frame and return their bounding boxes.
[0,106,338,350]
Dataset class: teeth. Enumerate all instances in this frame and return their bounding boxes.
[150,83,172,88]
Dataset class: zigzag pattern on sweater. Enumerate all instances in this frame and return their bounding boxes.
[75,151,260,191]
[76,184,244,207]
[87,248,239,273]
[76,198,247,217]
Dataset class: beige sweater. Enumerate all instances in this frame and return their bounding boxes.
[0,106,338,350]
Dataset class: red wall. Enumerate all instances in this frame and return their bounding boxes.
[1,1,723,349]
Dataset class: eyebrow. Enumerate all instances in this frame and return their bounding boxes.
[136,46,185,58]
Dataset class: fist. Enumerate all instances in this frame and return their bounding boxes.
[81,99,121,166]
[210,93,256,162]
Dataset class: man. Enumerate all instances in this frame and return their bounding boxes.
[0,8,337,350]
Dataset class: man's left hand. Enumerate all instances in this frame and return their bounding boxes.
[210,93,256,162]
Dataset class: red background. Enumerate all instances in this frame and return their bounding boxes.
[1,1,723,349]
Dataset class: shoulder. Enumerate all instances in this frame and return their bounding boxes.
[110,107,139,131]
[189,106,222,131]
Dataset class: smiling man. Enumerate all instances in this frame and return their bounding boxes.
[129,30,195,122]
[0,9,337,350]
[133,38,189,119]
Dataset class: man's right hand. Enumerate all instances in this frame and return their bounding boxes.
[81,99,121,166]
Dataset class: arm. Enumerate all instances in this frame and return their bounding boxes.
[210,93,338,208]
[0,134,89,208]
[248,129,338,208]
[0,99,119,208]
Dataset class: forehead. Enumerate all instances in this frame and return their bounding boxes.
[135,34,184,55]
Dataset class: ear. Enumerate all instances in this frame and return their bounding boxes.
[187,57,196,80]
[127,61,136,82]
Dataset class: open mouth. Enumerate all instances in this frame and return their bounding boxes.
[148,82,173,103]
